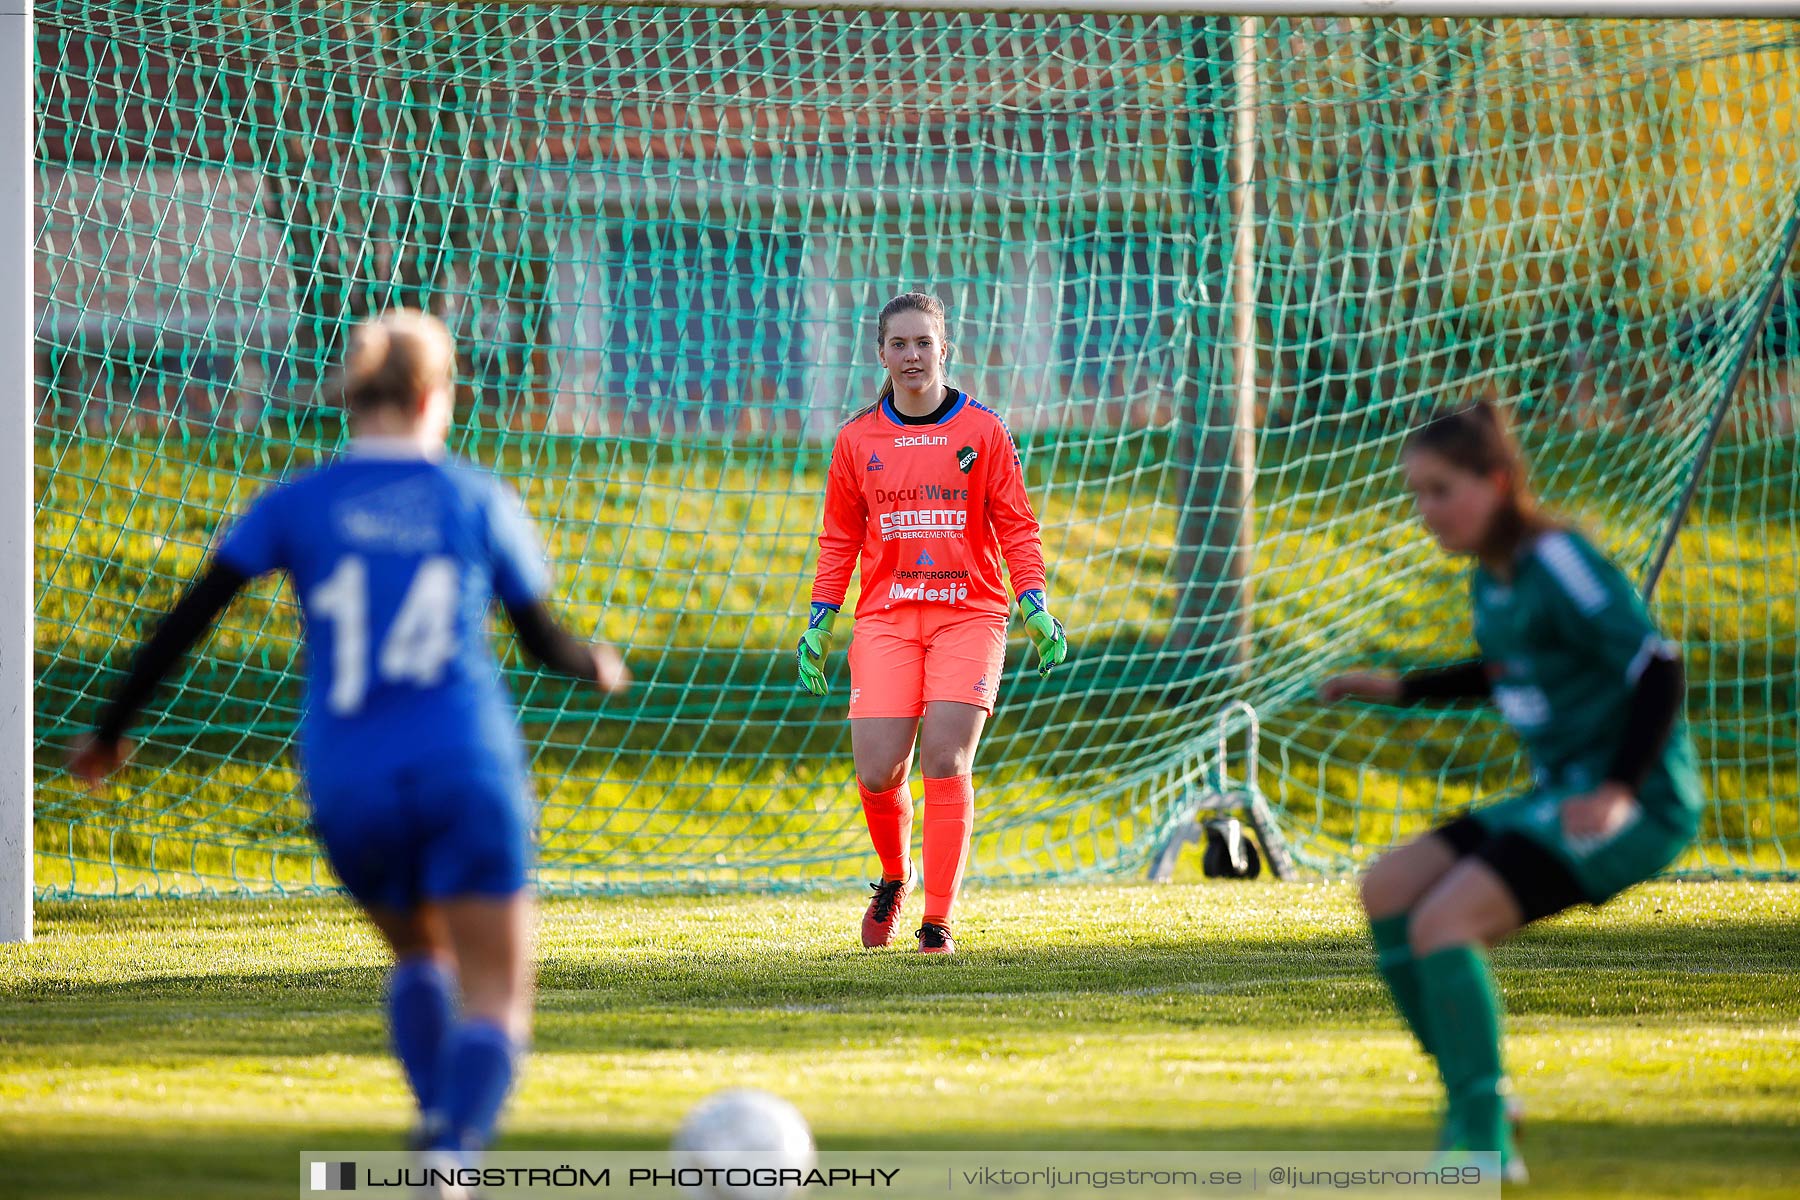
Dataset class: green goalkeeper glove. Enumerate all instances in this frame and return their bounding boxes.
[1017,589,1068,677]
[795,602,838,695]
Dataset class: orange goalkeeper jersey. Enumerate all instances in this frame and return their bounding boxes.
[811,390,1047,620]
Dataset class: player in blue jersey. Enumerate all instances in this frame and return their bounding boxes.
[70,311,628,1186]
[1321,402,1700,1183]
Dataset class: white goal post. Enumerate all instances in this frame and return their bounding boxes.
[2,0,32,944]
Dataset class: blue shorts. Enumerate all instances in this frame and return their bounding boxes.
[307,759,534,912]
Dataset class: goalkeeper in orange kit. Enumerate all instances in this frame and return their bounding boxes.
[796,292,1067,955]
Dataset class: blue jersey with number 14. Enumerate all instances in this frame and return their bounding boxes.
[214,441,550,789]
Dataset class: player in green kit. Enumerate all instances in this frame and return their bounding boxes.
[1321,402,1702,1182]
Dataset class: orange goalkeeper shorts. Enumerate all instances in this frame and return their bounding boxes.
[846,606,1007,719]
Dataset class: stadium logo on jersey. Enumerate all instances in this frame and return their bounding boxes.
[957,446,978,474]
[889,581,969,604]
[867,453,884,472]
[917,550,935,566]
[878,509,968,540]
[893,434,949,448]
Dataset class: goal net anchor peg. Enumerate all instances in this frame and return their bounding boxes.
[1146,701,1296,882]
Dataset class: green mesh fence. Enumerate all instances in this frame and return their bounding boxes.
[30,5,1800,897]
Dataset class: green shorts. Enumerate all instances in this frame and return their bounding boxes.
[1438,784,1697,919]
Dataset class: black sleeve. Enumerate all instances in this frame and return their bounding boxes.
[503,597,599,682]
[95,561,248,745]
[1398,660,1492,705]
[1604,651,1685,792]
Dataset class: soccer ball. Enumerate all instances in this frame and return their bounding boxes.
[670,1088,816,1200]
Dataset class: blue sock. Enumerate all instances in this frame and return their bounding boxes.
[387,956,456,1116]
[430,1018,518,1155]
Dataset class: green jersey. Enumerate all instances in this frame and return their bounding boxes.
[1470,529,1702,822]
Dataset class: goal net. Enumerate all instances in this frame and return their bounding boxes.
[30,3,1800,895]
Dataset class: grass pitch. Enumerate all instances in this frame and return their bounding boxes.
[3,881,1796,1200]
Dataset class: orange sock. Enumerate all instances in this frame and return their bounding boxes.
[858,780,914,882]
[921,774,975,926]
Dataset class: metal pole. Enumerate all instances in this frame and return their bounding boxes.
[1230,14,1258,568]
[0,0,35,943]
[1643,191,1800,600]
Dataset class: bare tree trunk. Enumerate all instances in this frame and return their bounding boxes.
[1171,18,1256,693]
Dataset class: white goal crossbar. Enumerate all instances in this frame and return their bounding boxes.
[584,1,1800,16]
